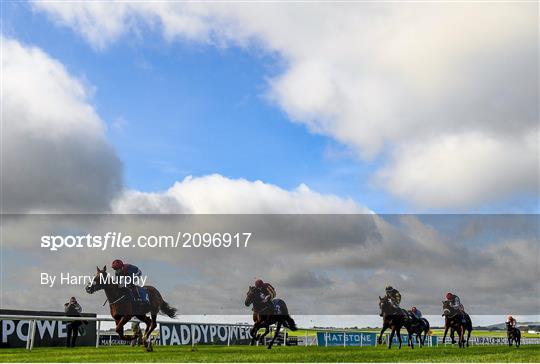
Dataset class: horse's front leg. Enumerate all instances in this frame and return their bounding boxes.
[258,326,270,344]
[397,328,403,349]
[407,327,414,349]
[442,326,448,344]
[115,315,134,341]
[250,323,260,346]
[387,328,395,349]
[458,327,464,348]
[268,322,281,349]
[378,324,388,345]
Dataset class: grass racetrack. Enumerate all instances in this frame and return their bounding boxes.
[1,345,538,363]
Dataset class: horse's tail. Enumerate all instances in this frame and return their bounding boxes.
[284,315,297,331]
[160,300,178,318]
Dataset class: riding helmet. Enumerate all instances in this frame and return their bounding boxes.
[112,259,124,270]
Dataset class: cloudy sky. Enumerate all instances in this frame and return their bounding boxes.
[1,2,539,326]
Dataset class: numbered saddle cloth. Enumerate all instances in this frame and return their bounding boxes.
[271,299,285,315]
[126,286,149,304]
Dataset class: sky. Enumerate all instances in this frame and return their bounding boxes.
[1,1,539,327]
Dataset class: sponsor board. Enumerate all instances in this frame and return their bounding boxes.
[0,309,96,348]
[98,334,162,346]
[316,331,437,347]
[160,323,252,345]
[316,332,378,346]
[466,336,540,345]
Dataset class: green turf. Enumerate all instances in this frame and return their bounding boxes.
[1,344,538,362]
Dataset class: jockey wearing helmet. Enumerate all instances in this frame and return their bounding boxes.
[507,315,517,328]
[254,279,276,303]
[111,259,144,302]
[445,292,464,312]
[254,279,278,314]
[384,286,401,308]
[410,306,423,320]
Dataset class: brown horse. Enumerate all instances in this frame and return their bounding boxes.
[86,266,177,351]
[442,300,472,348]
[244,285,297,349]
[378,296,414,349]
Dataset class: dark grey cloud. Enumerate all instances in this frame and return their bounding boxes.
[2,38,123,213]
[2,214,538,316]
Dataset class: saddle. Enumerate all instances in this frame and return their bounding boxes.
[255,299,283,315]
[121,286,149,304]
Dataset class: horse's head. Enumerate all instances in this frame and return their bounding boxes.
[245,285,257,307]
[379,296,392,317]
[441,300,453,317]
[85,265,108,294]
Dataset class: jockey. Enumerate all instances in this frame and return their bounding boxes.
[410,306,423,320]
[255,279,276,303]
[507,315,517,328]
[445,292,464,312]
[385,286,401,308]
[111,259,144,302]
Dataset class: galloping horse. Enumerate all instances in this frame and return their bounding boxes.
[378,296,414,349]
[86,266,177,351]
[506,322,521,347]
[441,300,472,348]
[245,286,297,349]
[408,316,430,347]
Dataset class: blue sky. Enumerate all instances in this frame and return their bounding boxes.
[3,1,408,213]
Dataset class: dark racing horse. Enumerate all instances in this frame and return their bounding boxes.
[408,315,430,347]
[245,285,297,349]
[86,266,177,351]
[506,322,521,347]
[442,300,472,348]
[378,296,414,349]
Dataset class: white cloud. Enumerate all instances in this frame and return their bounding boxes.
[376,133,539,208]
[112,174,368,213]
[1,37,122,212]
[33,2,539,208]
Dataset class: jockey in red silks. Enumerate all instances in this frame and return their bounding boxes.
[507,315,517,328]
[445,292,464,312]
[255,279,276,302]
[111,259,144,302]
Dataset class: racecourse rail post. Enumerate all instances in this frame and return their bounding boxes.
[343,331,346,347]
[25,320,31,350]
[227,325,231,347]
[284,328,287,346]
[96,321,101,348]
[305,330,308,347]
[29,319,37,351]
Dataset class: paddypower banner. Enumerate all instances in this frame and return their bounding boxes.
[159,322,252,345]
